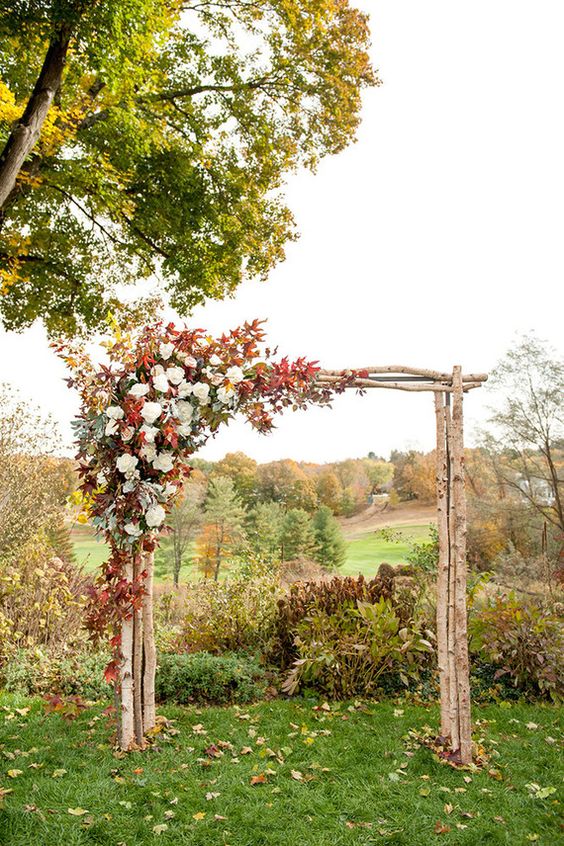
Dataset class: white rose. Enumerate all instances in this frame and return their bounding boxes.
[177,380,193,398]
[116,453,139,477]
[217,385,235,405]
[167,366,185,385]
[141,402,162,424]
[163,483,178,499]
[105,418,119,436]
[140,423,159,443]
[226,365,244,384]
[96,471,108,486]
[122,426,135,442]
[209,372,223,386]
[128,382,150,399]
[124,522,143,537]
[192,381,210,405]
[145,503,166,528]
[153,373,169,393]
[159,342,175,360]
[178,423,192,437]
[140,443,157,463]
[175,400,193,423]
[183,354,197,368]
[106,405,125,420]
[152,452,174,473]
[209,354,222,366]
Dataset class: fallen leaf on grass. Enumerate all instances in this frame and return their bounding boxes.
[419,786,431,797]
[444,803,453,815]
[152,823,168,834]
[67,807,89,816]
[193,812,206,820]
[206,792,220,800]
[240,746,253,755]
[250,774,267,785]
[434,821,451,835]
[290,770,304,781]
[214,814,227,821]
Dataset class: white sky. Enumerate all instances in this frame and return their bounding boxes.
[1,0,562,463]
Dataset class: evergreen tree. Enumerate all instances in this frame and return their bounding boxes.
[312,506,346,569]
[197,476,246,580]
[280,508,316,561]
[247,501,285,562]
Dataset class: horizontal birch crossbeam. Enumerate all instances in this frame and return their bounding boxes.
[316,367,487,393]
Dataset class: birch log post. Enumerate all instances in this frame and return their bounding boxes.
[445,396,460,753]
[451,366,472,764]
[434,392,451,739]
[142,549,157,734]
[132,554,144,747]
[119,556,135,750]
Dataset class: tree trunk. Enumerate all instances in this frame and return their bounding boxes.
[119,556,135,750]
[0,28,72,209]
[142,549,157,734]
[445,397,460,753]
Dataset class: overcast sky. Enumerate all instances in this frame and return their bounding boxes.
[1,0,562,463]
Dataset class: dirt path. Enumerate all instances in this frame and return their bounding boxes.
[339,501,436,539]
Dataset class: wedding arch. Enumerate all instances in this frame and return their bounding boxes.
[59,324,485,766]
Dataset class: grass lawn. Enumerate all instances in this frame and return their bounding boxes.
[341,524,432,577]
[0,693,561,845]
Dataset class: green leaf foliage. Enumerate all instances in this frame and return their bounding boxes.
[0,0,377,334]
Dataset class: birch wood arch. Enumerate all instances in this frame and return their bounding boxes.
[317,365,488,765]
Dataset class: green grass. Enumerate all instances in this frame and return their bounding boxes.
[0,693,561,845]
[341,524,432,577]
[70,525,109,573]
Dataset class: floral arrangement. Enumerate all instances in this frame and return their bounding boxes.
[55,320,359,654]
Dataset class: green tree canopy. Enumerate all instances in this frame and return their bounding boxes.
[0,0,377,335]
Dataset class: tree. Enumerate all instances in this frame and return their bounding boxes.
[484,335,564,539]
[214,452,258,507]
[280,508,316,561]
[312,505,346,568]
[156,477,206,586]
[198,476,246,580]
[257,459,318,511]
[0,1,377,335]
[316,469,344,513]
[247,501,285,562]
[0,383,66,558]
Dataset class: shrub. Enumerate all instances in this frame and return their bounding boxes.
[2,647,112,700]
[469,595,564,702]
[0,535,91,664]
[155,652,266,705]
[271,574,393,669]
[177,558,282,654]
[282,596,434,699]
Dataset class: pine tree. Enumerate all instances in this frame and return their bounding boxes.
[280,508,316,561]
[312,506,346,569]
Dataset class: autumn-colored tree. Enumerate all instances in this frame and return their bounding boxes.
[0,1,377,334]
[214,452,258,507]
[316,469,344,513]
[256,459,318,512]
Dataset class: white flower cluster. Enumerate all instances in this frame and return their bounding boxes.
[102,337,249,541]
